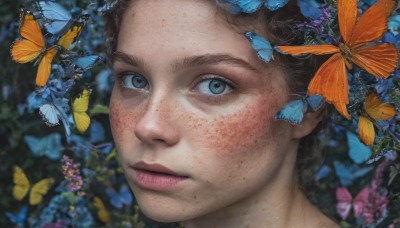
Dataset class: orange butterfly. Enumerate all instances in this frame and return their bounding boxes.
[358,90,396,146]
[278,0,398,119]
[11,9,58,87]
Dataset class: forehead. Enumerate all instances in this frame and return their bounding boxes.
[116,0,268,69]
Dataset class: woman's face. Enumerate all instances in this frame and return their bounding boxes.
[110,0,299,223]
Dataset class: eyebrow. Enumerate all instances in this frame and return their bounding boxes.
[112,51,258,72]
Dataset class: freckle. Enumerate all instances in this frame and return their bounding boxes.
[193,194,197,199]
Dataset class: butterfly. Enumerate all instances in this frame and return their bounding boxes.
[244,32,273,62]
[346,131,372,164]
[39,100,71,136]
[73,55,103,72]
[222,0,289,13]
[336,187,369,220]
[358,89,396,146]
[93,197,110,223]
[72,89,91,133]
[333,161,372,187]
[38,1,73,35]
[12,166,54,205]
[297,0,322,20]
[24,133,63,160]
[278,0,398,119]
[105,185,133,209]
[5,205,28,228]
[11,9,58,87]
[274,94,324,124]
[57,22,85,50]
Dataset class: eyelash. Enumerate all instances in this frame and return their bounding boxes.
[117,72,236,102]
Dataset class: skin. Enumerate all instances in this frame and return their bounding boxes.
[110,0,338,227]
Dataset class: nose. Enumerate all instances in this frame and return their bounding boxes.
[134,95,180,146]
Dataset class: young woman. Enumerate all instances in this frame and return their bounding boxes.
[105,0,338,227]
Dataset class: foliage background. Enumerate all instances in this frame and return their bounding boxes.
[0,0,399,227]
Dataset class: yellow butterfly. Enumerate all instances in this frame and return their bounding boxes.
[94,196,110,223]
[57,22,84,50]
[73,89,91,133]
[12,166,54,205]
[358,90,396,146]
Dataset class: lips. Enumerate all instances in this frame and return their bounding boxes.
[131,161,188,190]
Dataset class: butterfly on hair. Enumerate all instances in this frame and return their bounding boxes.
[218,0,289,13]
[36,1,89,36]
[274,94,324,125]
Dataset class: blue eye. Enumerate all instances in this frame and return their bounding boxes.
[197,77,232,95]
[121,73,149,90]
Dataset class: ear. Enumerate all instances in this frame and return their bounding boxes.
[292,106,326,139]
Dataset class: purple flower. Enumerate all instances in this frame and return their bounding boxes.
[62,155,85,195]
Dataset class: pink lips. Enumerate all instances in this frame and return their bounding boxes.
[131,162,188,190]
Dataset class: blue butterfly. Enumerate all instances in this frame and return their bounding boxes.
[67,134,92,158]
[333,161,372,187]
[5,205,28,228]
[39,99,71,136]
[106,185,133,209]
[38,1,73,35]
[24,133,63,160]
[90,120,105,143]
[73,55,103,72]
[298,0,322,20]
[347,131,372,164]
[274,95,324,125]
[244,32,273,63]
[222,0,289,13]
[96,69,114,92]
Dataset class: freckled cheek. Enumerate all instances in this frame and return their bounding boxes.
[195,97,287,167]
[109,96,142,147]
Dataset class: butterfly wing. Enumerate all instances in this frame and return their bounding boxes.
[274,100,306,125]
[5,206,28,225]
[336,187,352,220]
[337,0,358,43]
[38,1,72,35]
[308,53,350,119]
[347,131,372,164]
[57,23,84,50]
[11,11,45,63]
[234,0,264,13]
[29,178,54,205]
[306,94,324,111]
[73,89,91,133]
[351,43,398,79]
[24,135,44,156]
[74,55,103,71]
[94,197,110,223]
[358,116,375,146]
[106,188,123,209]
[365,90,396,121]
[13,166,30,201]
[264,0,289,11]
[36,46,58,87]
[119,185,133,206]
[348,0,396,45]
[244,32,273,62]
[277,44,339,55]
[39,103,60,126]
[353,187,369,217]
